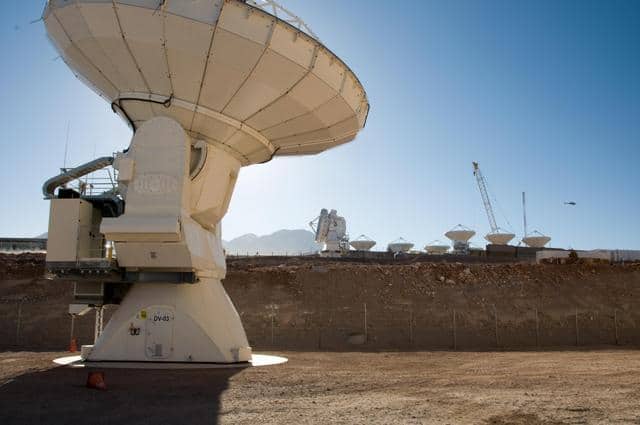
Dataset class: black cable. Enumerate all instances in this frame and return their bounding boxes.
[110,94,173,131]
[110,101,135,130]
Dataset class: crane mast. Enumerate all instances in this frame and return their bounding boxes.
[472,162,499,233]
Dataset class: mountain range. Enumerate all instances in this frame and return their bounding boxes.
[223,229,320,255]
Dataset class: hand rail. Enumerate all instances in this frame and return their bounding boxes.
[42,156,114,199]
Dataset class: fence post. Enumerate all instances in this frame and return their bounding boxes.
[614,309,619,346]
[534,307,540,348]
[493,305,499,348]
[271,315,275,345]
[575,308,579,346]
[363,302,367,342]
[16,299,24,346]
[409,304,413,345]
[266,304,278,346]
[452,309,457,350]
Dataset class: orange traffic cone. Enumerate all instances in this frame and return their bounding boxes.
[86,371,106,390]
[69,338,78,353]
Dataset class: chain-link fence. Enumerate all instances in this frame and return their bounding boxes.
[0,292,107,350]
[1,294,638,351]
[238,302,638,350]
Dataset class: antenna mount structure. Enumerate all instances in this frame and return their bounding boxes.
[42,0,368,366]
[309,208,349,256]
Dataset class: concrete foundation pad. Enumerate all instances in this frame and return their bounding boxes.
[53,354,287,369]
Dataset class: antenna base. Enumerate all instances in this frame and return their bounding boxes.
[86,279,252,364]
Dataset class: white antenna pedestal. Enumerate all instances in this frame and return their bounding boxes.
[87,281,251,364]
[89,117,250,365]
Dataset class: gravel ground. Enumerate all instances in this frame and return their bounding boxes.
[1,350,640,424]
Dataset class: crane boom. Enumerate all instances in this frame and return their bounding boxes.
[472,162,499,233]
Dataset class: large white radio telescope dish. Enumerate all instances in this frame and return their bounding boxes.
[44,0,369,165]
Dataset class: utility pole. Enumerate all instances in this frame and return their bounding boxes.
[522,191,528,237]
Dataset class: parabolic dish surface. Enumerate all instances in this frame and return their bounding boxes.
[44,0,369,165]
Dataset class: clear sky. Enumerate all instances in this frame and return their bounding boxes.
[1,1,638,250]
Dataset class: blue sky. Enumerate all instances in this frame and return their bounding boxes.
[1,1,638,250]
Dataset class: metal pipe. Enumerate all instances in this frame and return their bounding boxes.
[42,156,114,199]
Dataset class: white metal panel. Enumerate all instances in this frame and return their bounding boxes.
[88,280,251,363]
[120,100,154,123]
[145,306,175,360]
[262,112,325,140]
[333,134,356,146]
[164,14,212,101]
[48,0,77,8]
[246,73,336,130]
[341,73,364,112]
[245,95,306,130]
[198,29,265,111]
[76,3,117,39]
[64,46,120,99]
[150,103,194,130]
[223,50,306,120]
[191,114,238,143]
[286,73,336,111]
[46,15,120,99]
[55,5,131,92]
[263,96,352,140]
[210,29,265,74]
[312,96,354,125]
[274,127,332,147]
[81,3,149,92]
[357,99,369,127]
[46,199,82,263]
[224,131,265,155]
[246,149,272,163]
[277,134,354,155]
[64,45,118,99]
[311,49,345,92]
[116,4,172,95]
[217,1,274,45]
[166,0,224,25]
[269,23,315,69]
[45,10,73,50]
[327,116,359,139]
[273,117,358,147]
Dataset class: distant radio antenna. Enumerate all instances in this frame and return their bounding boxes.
[63,121,70,171]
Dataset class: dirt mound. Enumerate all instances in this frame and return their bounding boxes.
[2,253,640,350]
[0,253,45,280]
[224,260,640,349]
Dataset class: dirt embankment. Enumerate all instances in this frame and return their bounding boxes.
[2,253,640,350]
[225,260,640,350]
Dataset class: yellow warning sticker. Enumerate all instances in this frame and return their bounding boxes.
[140,310,147,319]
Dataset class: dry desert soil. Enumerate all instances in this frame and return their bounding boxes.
[1,350,640,424]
